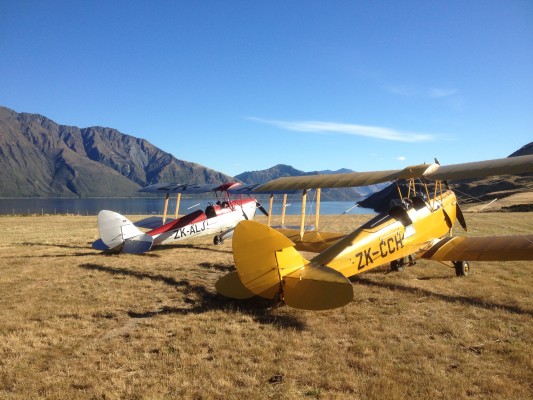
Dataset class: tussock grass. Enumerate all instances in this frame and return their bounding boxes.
[0,213,532,399]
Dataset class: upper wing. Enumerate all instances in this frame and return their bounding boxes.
[138,181,301,195]
[228,183,302,195]
[139,182,241,194]
[254,165,442,191]
[421,235,533,261]
[255,169,403,192]
[253,155,533,191]
[426,154,533,181]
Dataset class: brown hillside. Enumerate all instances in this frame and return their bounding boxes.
[0,106,233,197]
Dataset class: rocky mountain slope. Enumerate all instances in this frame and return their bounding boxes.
[0,106,232,197]
[449,143,533,209]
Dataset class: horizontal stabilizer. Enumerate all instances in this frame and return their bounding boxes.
[92,238,111,251]
[422,235,533,261]
[284,263,353,310]
[123,234,154,254]
[216,271,255,299]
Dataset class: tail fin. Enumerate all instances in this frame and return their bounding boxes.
[92,210,153,254]
[216,220,353,310]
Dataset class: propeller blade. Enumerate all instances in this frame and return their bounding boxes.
[456,203,467,231]
[442,208,453,229]
[256,202,269,216]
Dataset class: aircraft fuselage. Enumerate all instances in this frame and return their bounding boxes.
[149,198,258,245]
[312,190,458,277]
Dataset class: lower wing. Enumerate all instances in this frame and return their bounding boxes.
[422,235,533,261]
[275,228,345,253]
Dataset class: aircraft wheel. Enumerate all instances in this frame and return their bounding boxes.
[390,258,405,272]
[454,261,470,277]
[213,235,223,245]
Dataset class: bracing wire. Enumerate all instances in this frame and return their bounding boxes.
[313,188,372,233]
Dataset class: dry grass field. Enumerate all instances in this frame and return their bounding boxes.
[0,213,532,399]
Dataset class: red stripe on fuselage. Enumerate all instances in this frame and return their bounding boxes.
[147,209,207,236]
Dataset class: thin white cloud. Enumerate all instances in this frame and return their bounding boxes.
[247,117,436,143]
[385,85,417,97]
[397,156,406,161]
[385,85,458,99]
[428,88,458,98]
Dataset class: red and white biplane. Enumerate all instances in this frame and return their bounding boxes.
[92,182,267,254]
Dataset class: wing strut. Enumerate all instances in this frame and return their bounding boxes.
[162,193,170,225]
[300,189,307,240]
[315,188,321,231]
[174,193,181,219]
[281,193,288,226]
[267,194,274,226]
[422,178,434,210]
[396,180,403,201]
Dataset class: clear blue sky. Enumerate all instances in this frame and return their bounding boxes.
[1,1,532,177]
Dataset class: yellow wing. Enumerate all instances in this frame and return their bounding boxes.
[255,165,431,191]
[422,235,533,261]
[254,155,533,191]
[427,154,533,181]
[275,228,345,253]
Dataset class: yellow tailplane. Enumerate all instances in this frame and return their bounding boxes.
[216,221,353,310]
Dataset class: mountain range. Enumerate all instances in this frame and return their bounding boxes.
[0,106,385,199]
[0,106,530,204]
[235,164,385,200]
[0,106,232,197]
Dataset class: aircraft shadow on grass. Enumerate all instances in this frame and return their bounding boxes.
[353,276,533,317]
[20,241,90,250]
[9,243,161,259]
[7,249,97,259]
[150,243,233,255]
[16,241,155,258]
[79,263,306,330]
[198,262,235,273]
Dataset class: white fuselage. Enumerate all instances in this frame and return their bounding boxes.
[151,200,257,245]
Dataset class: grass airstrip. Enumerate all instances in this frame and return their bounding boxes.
[0,212,532,399]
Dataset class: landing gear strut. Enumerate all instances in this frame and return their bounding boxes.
[390,256,416,272]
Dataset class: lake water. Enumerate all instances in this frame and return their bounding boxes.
[0,198,375,216]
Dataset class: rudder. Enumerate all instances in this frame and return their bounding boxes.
[93,210,153,254]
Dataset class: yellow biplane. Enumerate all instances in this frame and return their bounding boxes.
[216,154,533,310]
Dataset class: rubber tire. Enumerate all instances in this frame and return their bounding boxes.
[454,261,470,277]
[390,259,405,272]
